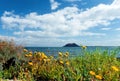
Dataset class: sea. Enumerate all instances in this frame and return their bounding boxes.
[25,46,120,57]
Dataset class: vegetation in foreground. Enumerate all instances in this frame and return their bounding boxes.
[0,40,120,81]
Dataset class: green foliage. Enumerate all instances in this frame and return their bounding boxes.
[0,40,23,64]
[2,65,19,79]
[0,71,3,79]
[0,42,120,81]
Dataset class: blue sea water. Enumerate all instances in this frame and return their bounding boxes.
[25,46,120,57]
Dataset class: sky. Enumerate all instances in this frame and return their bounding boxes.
[0,0,120,47]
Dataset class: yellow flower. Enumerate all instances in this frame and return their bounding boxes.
[95,75,102,80]
[58,52,63,57]
[89,71,96,76]
[111,66,119,71]
[44,55,48,59]
[28,62,33,66]
[37,52,41,56]
[28,53,32,57]
[66,52,69,55]
[81,46,87,49]
[25,54,28,57]
[29,51,33,55]
[47,59,51,62]
[59,60,64,64]
[23,49,28,52]
[36,52,41,58]
[41,52,48,59]
[43,59,51,63]
[64,52,69,57]
[43,59,47,63]
[66,61,70,66]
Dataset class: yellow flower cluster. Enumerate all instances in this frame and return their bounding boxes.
[111,66,119,72]
[25,52,33,57]
[59,52,69,57]
[24,50,48,59]
[58,52,70,66]
[59,60,70,66]
[23,49,53,67]
[89,66,119,80]
[43,58,51,63]
[89,71,102,80]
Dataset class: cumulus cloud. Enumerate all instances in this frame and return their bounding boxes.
[50,0,60,10]
[1,8,106,37]
[1,0,120,46]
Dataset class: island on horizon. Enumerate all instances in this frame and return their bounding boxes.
[63,43,80,47]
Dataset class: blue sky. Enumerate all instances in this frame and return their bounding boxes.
[0,0,120,47]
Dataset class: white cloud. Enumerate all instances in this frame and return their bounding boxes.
[1,0,120,46]
[101,27,111,30]
[1,5,109,37]
[50,0,60,10]
[0,35,23,45]
[0,35,16,41]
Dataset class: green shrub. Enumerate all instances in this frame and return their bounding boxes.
[0,40,24,79]
[0,40,23,64]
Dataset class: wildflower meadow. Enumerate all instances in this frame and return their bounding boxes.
[0,40,120,81]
